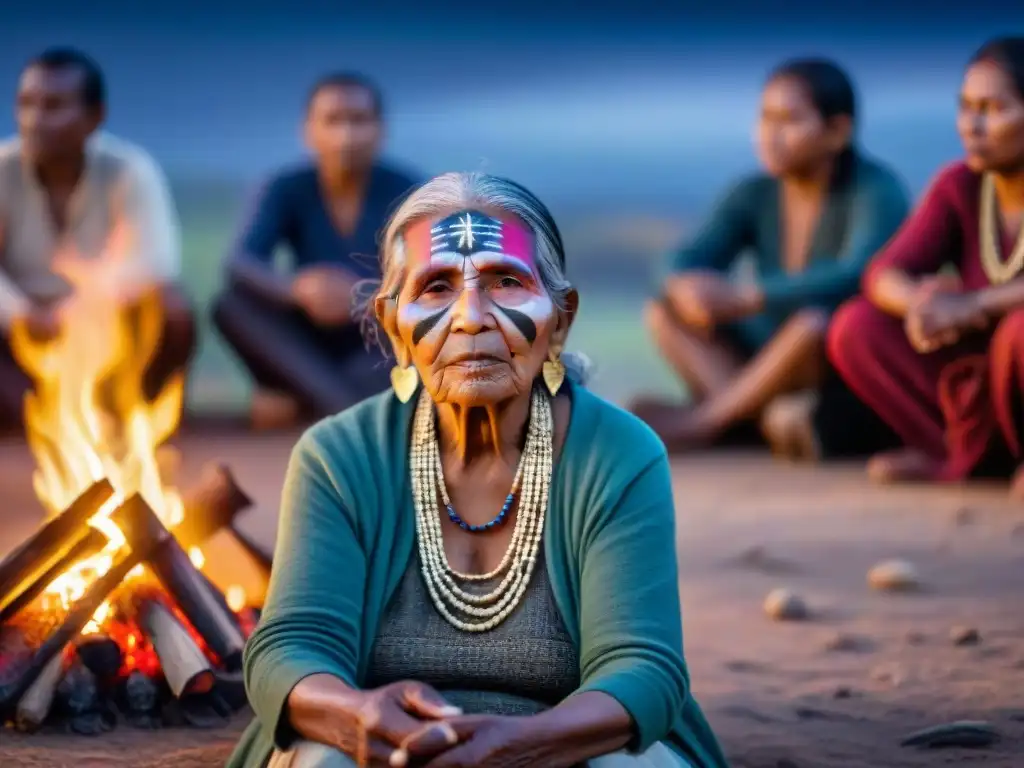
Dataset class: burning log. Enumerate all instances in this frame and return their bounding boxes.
[173,463,253,550]
[0,480,115,613]
[74,634,123,681]
[174,462,271,577]
[0,465,256,628]
[0,529,107,625]
[15,653,65,732]
[0,494,159,719]
[136,598,214,698]
[111,499,246,671]
[0,626,31,695]
[56,658,113,735]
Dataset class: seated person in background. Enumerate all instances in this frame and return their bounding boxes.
[213,72,420,430]
[228,173,728,768]
[0,47,194,431]
[828,37,1024,495]
[632,58,907,459]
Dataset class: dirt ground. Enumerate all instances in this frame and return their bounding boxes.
[1,431,1023,767]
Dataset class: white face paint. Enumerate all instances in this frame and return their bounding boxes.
[397,244,555,351]
[392,212,562,403]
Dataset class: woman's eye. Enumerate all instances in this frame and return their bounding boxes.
[494,276,523,289]
[424,281,450,294]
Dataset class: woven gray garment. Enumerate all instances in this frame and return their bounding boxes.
[365,551,581,715]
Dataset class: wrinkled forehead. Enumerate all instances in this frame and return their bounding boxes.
[400,209,536,273]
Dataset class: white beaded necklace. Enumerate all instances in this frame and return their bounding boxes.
[979,172,1024,285]
[410,387,553,632]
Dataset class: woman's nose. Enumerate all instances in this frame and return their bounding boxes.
[449,286,494,334]
[960,111,984,137]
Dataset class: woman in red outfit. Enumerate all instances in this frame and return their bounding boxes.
[828,36,1024,494]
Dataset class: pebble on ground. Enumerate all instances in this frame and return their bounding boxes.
[867,559,920,592]
[764,588,808,621]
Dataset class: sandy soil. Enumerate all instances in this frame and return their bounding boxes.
[1,433,1022,767]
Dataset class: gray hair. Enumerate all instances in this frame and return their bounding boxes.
[359,171,591,385]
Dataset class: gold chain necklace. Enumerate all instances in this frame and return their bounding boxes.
[979,172,1024,285]
[410,387,553,632]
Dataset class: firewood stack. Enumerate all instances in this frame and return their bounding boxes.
[0,464,270,734]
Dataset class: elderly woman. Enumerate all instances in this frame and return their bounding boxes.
[227,173,727,768]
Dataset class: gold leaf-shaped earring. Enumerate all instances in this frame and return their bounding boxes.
[542,349,566,396]
[390,363,419,403]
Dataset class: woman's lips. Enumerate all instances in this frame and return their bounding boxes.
[447,354,507,372]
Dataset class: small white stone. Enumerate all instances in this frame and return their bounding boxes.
[763,588,809,621]
[867,559,920,592]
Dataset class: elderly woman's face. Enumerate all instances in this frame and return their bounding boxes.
[390,209,562,406]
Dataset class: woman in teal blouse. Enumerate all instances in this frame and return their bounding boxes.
[229,173,728,768]
[633,58,909,459]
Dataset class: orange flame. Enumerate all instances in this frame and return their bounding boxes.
[10,270,186,632]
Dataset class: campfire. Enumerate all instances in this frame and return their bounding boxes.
[0,280,272,735]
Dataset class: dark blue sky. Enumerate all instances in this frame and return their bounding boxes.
[0,4,1016,213]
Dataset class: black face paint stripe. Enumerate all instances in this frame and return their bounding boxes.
[412,306,451,345]
[495,305,538,345]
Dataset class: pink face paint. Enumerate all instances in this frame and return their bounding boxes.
[398,210,551,348]
[402,210,536,267]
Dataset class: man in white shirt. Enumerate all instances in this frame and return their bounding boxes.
[0,47,195,430]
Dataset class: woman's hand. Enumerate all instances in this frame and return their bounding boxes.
[665,272,759,328]
[288,676,462,767]
[347,681,464,767]
[411,691,635,768]
[290,266,355,327]
[413,715,546,768]
[904,277,988,353]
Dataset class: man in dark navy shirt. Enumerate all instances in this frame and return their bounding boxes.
[213,72,419,428]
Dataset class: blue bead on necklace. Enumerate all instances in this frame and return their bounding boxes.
[447,493,515,532]
[436,452,524,534]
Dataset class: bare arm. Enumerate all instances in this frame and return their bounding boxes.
[285,674,365,754]
[869,269,924,318]
[519,691,633,767]
[976,278,1024,318]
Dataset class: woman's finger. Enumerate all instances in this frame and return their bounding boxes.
[400,682,463,720]
[910,332,934,354]
[373,700,440,748]
[393,721,460,763]
[905,324,926,352]
[348,736,394,768]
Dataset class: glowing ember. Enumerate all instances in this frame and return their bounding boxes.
[225,585,247,614]
[188,547,205,570]
[9,268,186,633]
